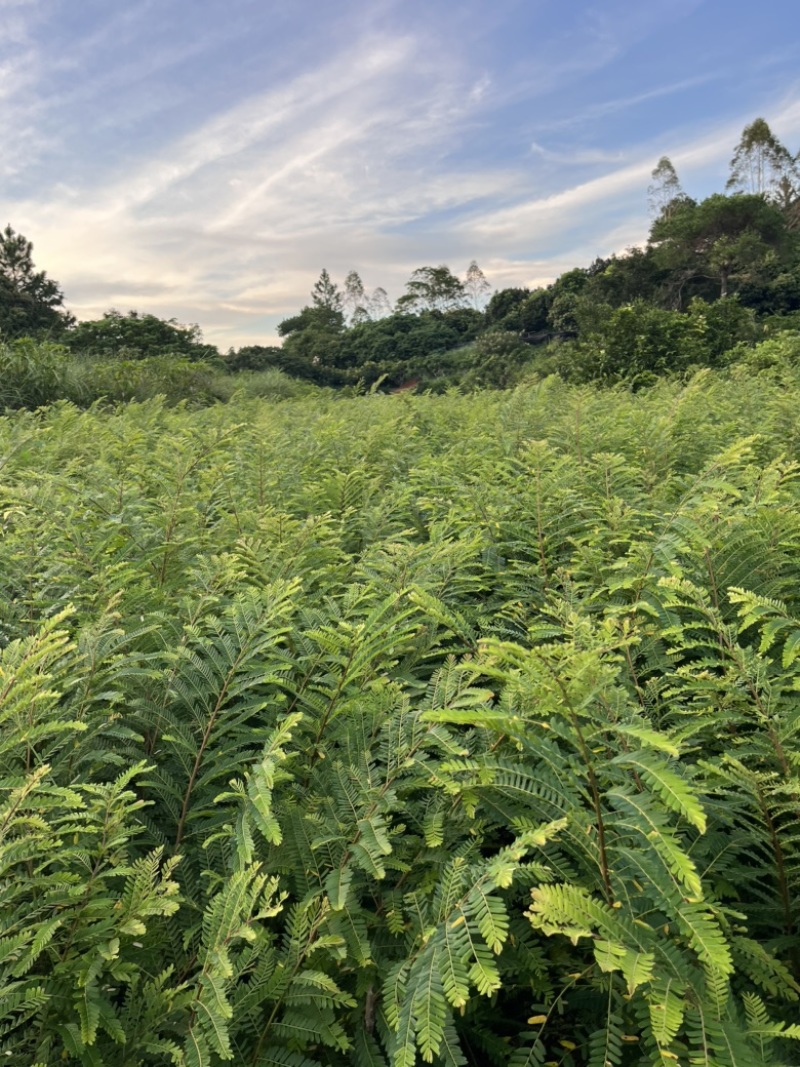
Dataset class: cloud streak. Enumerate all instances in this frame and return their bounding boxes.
[1,0,799,347]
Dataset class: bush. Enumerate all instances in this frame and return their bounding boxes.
[69,355,221,406]
[686,296,757,362]
[461,329,533,388]
[224,344,284,372]
[1,379,800,1062]
[552,302,708,384]
[65,309,220,362]
[0,337,72,409]
[728,329,800,373]
[211,367,323,401]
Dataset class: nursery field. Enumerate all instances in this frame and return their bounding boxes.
[2,370,800,1066]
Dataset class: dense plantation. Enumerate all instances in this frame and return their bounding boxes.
[1,370,800,1065]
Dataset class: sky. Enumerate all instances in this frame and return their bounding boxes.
[2,0,800,349]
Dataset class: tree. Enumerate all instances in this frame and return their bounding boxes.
[275,271,348,382]
[464,260,491,309]
[547,291,582,334]
[0,225,73,338]
[649,193,787,300]
[648,156,684,218]
[686,295,757,361]
[484,287,529,329]
[571,301,710,383]
[311,269,343,313]
[367,286,391,319]
[726,118,798,199]
[293,269,346,334]
[518,288,553,334]
[343,270,368,324]
[396,265,467,313]
[65,309,219,361]
[465,329,531,387]
[224,344,283,372]
[583,248,670,308]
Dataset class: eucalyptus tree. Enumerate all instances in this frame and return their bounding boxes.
[366,285,391,319]
[726,118,798,200]
[343,269,368,323]
[648,155,685,218]
[464,259,491,309]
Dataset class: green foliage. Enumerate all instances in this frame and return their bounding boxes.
[727,330,800,375]
[0,337,73,409]
[0,341,322,412]
[726,118,799,200]
[65,310,219,363]
[396,266,468,313]
[224,346,285,372]
[582,248,672,309]
[70,355,223,405]
[541,299,759,385]
[460,330,533,388]
[650,193,788,301]
[5,310,800,1063]
[484,287,531,330]
[274,309,482,388]
[211,367,323,402]
[0,225,73,339]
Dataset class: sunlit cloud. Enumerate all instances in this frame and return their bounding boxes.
[0,0,798,347]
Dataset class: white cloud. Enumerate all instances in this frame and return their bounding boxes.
[465,96,800,258]
[529,141,626,166]
[3,30,503,346]
[2,4,800,350]
[533,73,725,135]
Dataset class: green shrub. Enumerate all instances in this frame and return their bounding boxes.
[69,355,221,405]
[0,337,72,409]
[727,329,800,373]
[211,366,323,401]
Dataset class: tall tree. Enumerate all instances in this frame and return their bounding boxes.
[396,265,467,313]
[367,286,391,319]
[648,156,684,218]
[0,225,73,338]
[311,269,343,313]
[291,269,345,334]
[464,260,491,309]
[343,270,368,323]
[726,118,797,199]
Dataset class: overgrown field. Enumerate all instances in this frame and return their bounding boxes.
[2,370,800,1066]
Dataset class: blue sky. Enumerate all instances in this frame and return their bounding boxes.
[2,0,800,348]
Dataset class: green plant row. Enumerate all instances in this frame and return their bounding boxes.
[1,373,800,1065]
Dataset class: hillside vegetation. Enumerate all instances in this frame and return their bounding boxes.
[2,118,800,403]
[2,371,800,1065]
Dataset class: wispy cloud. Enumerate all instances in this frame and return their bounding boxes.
[529,142,625,166]
[1,0,799,347]
[533,72,726,134]
[7,28,505,344]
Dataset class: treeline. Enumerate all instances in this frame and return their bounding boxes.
[1,117,800,405]
[256,118,800,390]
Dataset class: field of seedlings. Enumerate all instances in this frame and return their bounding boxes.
[2,369,800,1066]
